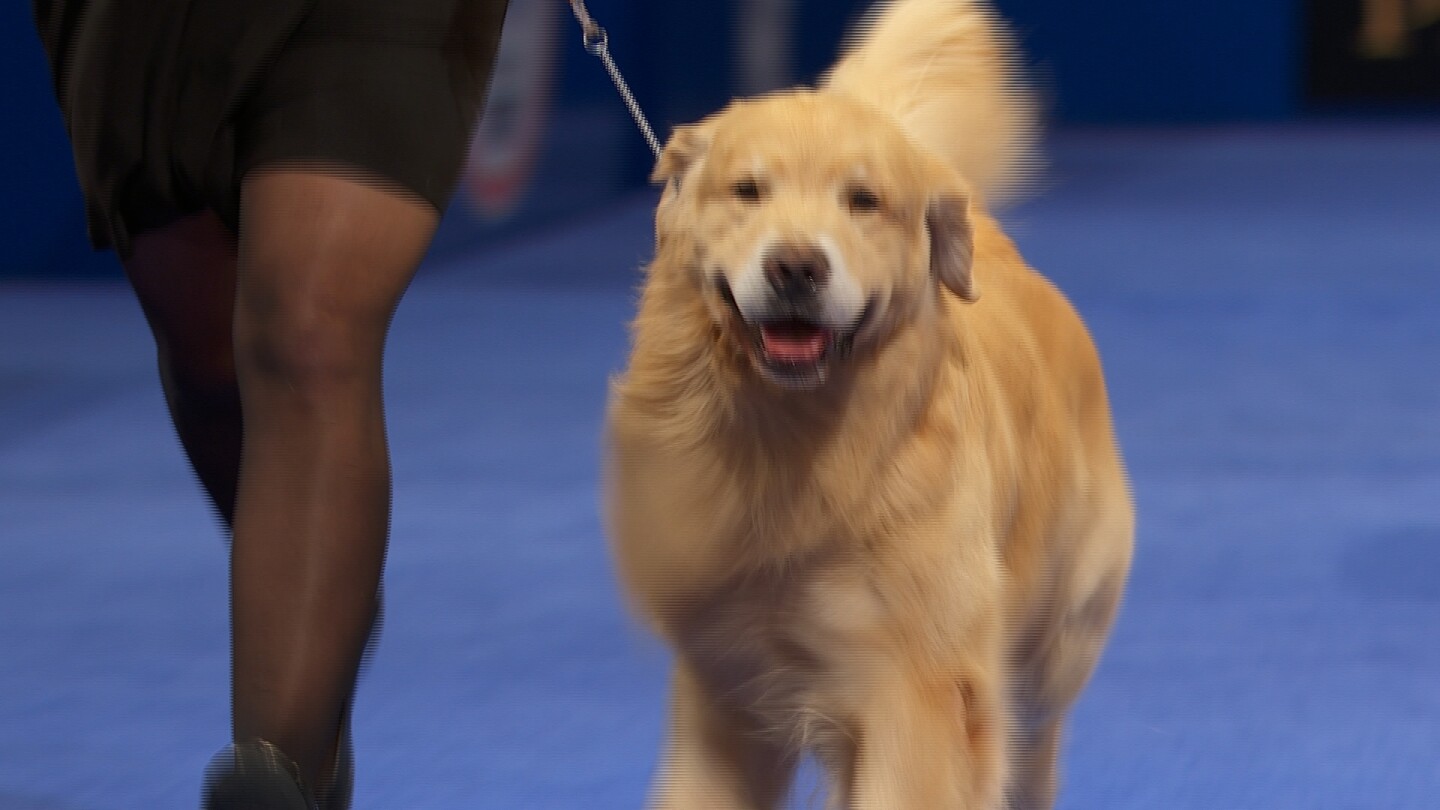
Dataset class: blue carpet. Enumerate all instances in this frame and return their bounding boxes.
[2,124,1437,808]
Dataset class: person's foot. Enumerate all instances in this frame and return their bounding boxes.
[202,727,353,810]
[202,739,315,809]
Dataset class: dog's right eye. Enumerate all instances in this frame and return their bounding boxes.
[846,186,882,213]
[731,179,763,202]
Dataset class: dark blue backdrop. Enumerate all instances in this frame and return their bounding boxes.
[2,0,1305,279]
[998,0,1300,122]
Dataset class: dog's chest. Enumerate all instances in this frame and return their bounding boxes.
[677,556,890,741]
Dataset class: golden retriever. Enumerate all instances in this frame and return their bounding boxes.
[603,1,1134,807]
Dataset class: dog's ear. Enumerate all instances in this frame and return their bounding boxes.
[651,124,709,240]
[926,187,978,302]
[651,122,712,185]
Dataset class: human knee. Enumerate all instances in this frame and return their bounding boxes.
[232,175,427,402]
[234,310,376,396]
[233,296,383,400]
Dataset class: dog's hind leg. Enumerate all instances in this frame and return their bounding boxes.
[649,662,798,810]
[1007,519,1131,809]
[1004,719,1064,810]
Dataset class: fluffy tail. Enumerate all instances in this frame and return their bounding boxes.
[821,0,1039,206]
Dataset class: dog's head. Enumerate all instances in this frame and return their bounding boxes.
[651,90,976,391]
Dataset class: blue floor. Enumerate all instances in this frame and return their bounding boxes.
[2,124,1438,809]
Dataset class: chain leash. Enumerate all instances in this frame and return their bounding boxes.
[567,0,663,160]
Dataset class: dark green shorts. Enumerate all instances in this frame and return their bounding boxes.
[35,0,510,256]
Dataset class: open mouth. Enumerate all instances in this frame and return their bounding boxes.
[716,277,873,389]
[748,305,872,388]
[756,320,836,382]
[759,320,832,365]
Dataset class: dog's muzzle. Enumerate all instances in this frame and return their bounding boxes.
[715,243,874,389]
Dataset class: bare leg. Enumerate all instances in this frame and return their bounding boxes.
[226,167,437,791]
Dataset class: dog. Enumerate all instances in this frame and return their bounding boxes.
[602,1,1134,807]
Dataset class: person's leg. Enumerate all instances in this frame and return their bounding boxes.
[122,202,391,806]
[227,166,437,793]
[123,210,243,525]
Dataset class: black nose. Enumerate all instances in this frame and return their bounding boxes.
[764,243,830,299]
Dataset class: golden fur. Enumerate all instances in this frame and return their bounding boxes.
[603,1,1134,807]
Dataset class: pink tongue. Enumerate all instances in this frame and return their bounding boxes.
[761,325,827,363]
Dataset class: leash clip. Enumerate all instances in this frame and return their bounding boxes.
[568,0,662,160]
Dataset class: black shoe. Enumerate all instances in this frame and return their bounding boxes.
[201,739,315,810]
[201,727,353,810]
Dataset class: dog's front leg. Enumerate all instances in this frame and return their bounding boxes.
[843,656,1007,810]
[648,661,798,810]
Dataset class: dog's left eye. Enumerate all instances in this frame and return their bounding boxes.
[732,179,763,202]
[846,186,882,213]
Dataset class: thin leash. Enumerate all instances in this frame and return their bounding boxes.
[567,0,663,160]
